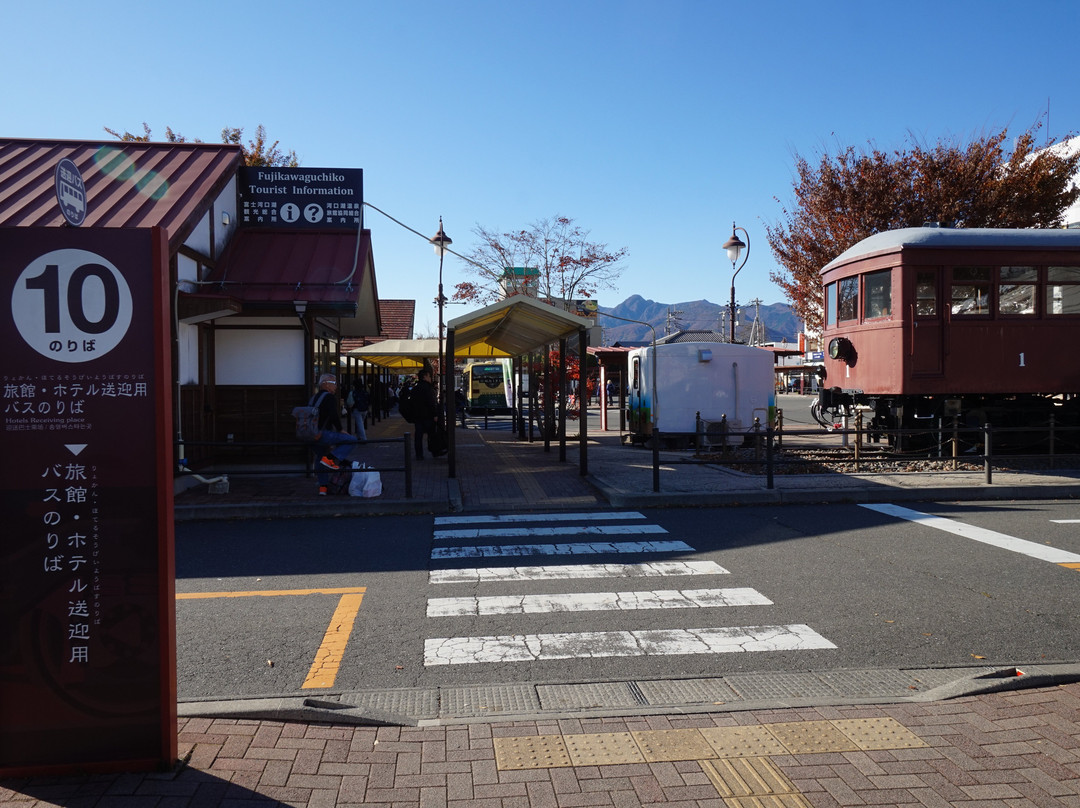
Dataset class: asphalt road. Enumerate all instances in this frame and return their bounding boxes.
[175,498,1080,702]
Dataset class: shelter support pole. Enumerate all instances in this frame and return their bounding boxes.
[543,347,551,452]
[578,326,588,476]
[599,362,608,432]
[517,356,527,441]
[446,327,456,479]
[558,338,567,462]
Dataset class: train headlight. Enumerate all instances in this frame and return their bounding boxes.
[828,337,854,363]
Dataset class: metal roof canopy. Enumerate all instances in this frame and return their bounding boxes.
[444,295,592,481]
[446,294,594,356]
[349,338,511,370]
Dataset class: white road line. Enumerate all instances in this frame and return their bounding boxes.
[1051,520,1080,524]
[431,540,694,559]
[861,503,1080,564]
[429,560,730,584]
[427,588,772,617]
[434,524,668,540]
[435,512,646,525]
[424,624,836,665]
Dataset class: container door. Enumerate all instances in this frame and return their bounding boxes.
[911,269,943,375]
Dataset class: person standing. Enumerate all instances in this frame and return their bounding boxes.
[309,374,357,495]
[349,379,370,441]
[412,368,440,459]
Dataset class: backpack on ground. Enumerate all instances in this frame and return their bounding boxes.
[399,385,417,423]
[292,391,328,441]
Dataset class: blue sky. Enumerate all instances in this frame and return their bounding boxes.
[4,1,1077,335]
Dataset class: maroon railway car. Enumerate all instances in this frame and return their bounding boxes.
[815,227,1080,447]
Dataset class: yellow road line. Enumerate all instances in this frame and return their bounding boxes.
[1060,563,1080,570]
[302,593,366,689]
[176,587,366,600]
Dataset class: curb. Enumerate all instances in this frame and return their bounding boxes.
[177,663,1080,728]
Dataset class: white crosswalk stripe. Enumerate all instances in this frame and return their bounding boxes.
[424,625,836,665]
[431,540,692,559]
[435,511,647,525]
[424,510,835,666]
[427,588,772,617]
[428,560,729,584]
[434,523,667,540]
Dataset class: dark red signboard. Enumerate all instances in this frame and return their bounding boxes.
[0,227,176,775]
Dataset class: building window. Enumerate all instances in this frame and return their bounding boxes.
[1047,266,1080,315]
[950,266,991,316]
[997,266,1037,316]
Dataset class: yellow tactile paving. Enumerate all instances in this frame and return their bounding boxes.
[830,717,929,750]
[699,724,789,758]
[493,735,571,770]
[631,728,717,762]
[765,720,857,754]
[494,719,933,804]
[564,731,646,766]
[724,795,814,807]
[702,756,803,800]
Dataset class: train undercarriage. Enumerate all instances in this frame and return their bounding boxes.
[811,388,1080,454]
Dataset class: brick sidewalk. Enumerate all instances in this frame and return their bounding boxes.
[7,681,1078,806]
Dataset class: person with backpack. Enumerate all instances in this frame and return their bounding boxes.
[307,374,358,495]
[349,379,370,441]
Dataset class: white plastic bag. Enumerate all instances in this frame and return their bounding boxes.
[348,462,382,498]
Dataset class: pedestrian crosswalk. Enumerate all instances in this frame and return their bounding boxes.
[424,510,835,667]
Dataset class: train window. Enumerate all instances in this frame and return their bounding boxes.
[837,276,858,321]
[862,270,891,319]
[825,283,836,326]
[1046,266,1080,315]
[997,266,1036,316]
[950,266,991,316]
[915,271,937,316]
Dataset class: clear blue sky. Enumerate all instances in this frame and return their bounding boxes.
[4,1,1076,335]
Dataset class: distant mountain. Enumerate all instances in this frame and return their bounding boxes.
[598,296,801,346]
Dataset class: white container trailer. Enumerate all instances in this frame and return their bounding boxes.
[626,341,775,449]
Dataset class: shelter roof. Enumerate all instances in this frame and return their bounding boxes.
[201,227,376,329]
[446,294,593,356]
[0,138,242,253]
[349,338,511,370]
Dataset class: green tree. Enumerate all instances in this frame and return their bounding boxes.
[766,125,1080,332]
[104,123,299,167]
[453,216,628,305]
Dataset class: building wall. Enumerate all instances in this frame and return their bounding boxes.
[214,326,305,386]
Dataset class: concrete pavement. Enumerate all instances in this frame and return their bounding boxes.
[6,408,1080,805]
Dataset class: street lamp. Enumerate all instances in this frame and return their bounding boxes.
[429,218,452,406]
[722,222,750,343]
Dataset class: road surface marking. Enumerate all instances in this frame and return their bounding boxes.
[427,587,772,617]
[435,511,646,525]
[174,588,367,690]
[861,503,1080,567]
[1051,519,1080,523]
[429,560,729,584]
[434,524,667,540]
[176,587,366,600]
[431,540,693,559]
[424,624,836,665]
[301,592,366,689]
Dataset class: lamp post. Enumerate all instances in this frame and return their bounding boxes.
[722,222,749,343]
[429,218,452,406]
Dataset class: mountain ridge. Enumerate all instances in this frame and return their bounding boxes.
[597,296,800,345]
